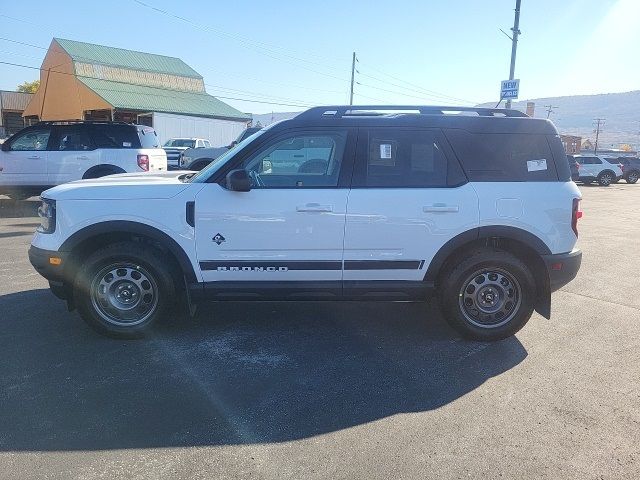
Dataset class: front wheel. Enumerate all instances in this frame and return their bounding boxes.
[439,249,536,341]
[74,242,176,338]
[597,171,613,186]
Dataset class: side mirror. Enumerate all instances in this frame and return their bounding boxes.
[225,169,251,192]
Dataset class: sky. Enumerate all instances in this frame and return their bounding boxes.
[0,0,638,114]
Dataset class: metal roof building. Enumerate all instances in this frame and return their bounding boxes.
[23,38,250,145]
[0,91,33,138]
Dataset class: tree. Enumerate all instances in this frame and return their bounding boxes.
[17,80,40,93]
[620,144,633,152]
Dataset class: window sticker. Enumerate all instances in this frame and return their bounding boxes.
[380,143,392,159]
[527,159,547,172]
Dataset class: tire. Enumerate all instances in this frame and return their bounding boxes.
[439,248,536,341]
[189,160,213,171]
[626,171,639,184]
[74,241,176,338]
[597,171,614,186]
[83,168,117,180]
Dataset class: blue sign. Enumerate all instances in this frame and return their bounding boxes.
[500,79,520,100]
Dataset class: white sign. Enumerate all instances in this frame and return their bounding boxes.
[527,159,547,172]
[500,79,520,100]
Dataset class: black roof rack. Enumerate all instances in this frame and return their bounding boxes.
[296,105,529,119]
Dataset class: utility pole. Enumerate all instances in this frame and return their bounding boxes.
[593,118,605,155]
[505,0,522,109]
[349,52,356,105]
[544,105,558,119]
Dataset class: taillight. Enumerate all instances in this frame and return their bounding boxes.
[572,198,582,237]
[137,154,149,171]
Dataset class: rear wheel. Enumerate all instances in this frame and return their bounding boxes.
[74,242,175,338]
[626,171,639,184]
[83,168,118,179]
[439,249,536,341]
[597,171,614,186]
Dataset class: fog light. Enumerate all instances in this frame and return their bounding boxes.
[49,257,62,266]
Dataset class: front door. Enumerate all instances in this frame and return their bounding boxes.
[195,128,355,287]
[343,127,478,284]
[47,124,97,184]
[0,126,52,186]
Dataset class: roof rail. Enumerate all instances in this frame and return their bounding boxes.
[35,120,133,125]
[296,105,529,119]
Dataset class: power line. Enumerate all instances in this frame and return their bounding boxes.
[130,0,349,83]
[0,36,344,98]
[356,60,479,105]
[0,60,312,108]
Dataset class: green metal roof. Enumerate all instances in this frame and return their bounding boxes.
[54,38,202,78]
[79,77,250,121]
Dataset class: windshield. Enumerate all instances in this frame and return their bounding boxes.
[190,128,268,183]
[164,139,196,148]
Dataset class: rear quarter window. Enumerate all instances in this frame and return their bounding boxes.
[138,127,160,148]
[90,125,140,149]
[444,130,562,182]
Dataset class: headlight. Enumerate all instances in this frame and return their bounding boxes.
[37,198,56,234]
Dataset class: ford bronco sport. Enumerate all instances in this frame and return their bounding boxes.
[29,105,582,341]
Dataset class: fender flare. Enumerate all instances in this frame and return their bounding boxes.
[59,220,197,282]
[424,225,551,282]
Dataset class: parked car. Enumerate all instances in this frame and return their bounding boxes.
[29,105,582,341]
[163,138,211,170]
[0,121,167,200]
[572,155,622,186]
[616,157,640,184]
[179,127,262,170]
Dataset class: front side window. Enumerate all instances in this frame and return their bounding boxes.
[358,128,457,187]
[241,132,347,188]
[9,128,51,151]
[56,126,93,151]
[165,139,196,148]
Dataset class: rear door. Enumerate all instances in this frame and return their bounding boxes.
[195,127,355,286]
[343,127,478,285]
[0,126,52,186]
[47,124,98,184]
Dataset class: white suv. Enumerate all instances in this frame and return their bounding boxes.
[0,121,167,199]
[570,154,623,186]
[29,106,583,341]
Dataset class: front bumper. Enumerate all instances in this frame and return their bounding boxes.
[28,245,67,283]
[542,248,582,292]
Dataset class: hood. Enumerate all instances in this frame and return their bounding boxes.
[43,171,198,201]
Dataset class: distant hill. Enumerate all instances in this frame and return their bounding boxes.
[251,111,300,127]
[481,91,640,148]
[252,91,640,149]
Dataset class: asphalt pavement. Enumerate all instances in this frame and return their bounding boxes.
[0,185,638,479]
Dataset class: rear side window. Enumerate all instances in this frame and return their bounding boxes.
[354,128,465,187]
[138,127,160,148]
[90,125,140,149]
[55,125,93,151]
[445,130,558,181]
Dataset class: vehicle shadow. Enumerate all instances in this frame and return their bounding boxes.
[0,288,527,451]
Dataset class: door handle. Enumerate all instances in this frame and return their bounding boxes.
[423,204,459,213]
[77,156,90,160]
[27,155,41,159]
[296,203,333,212]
